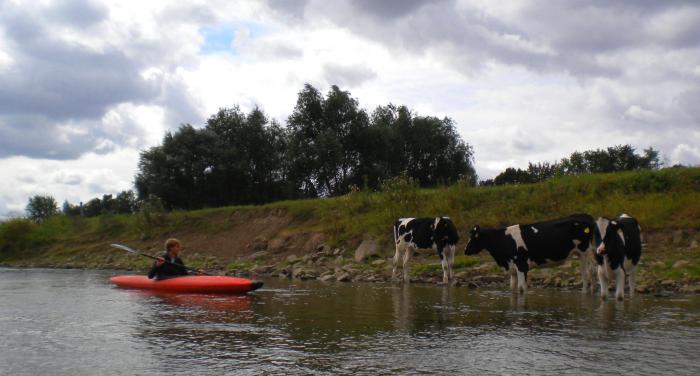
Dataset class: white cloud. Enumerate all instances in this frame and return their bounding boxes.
[624,105,663,124]
[0,149,140,215]
[2,0,700,214]
[670,144,700,166]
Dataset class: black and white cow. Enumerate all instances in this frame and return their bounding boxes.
[393,217,459,284]
[594,214,642,300]
[464,214,597,293]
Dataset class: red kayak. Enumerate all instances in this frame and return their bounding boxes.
[110,275,263,294]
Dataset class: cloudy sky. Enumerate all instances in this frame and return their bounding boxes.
[1,0,699,216]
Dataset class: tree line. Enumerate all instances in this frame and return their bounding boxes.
[135,84,477,209]
[21,84,667,222]
[24,191,139,222]
[481,145,661,186]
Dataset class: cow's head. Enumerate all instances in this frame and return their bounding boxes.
[596,218,624,255]
[464,225,483,255]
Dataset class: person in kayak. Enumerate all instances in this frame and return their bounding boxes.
[148,238,201,279]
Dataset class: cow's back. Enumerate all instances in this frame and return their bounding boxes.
[520,214,595,264]
[394,218,434,249]
[617,215,642,264]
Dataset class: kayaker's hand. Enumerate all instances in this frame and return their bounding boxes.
[156,257,165,267]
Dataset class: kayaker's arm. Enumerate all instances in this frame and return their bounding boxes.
[147,257,165,279]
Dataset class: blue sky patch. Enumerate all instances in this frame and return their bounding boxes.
[199,22,268,55]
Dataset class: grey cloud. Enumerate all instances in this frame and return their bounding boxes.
[0,109,151,159]
[50,0,108,27]
[0,2,204,159]
[16,174,36,184]
[158,77,205,131]
[0,42,158,120]
[675,89,700,123]
[349,0,446,19]
[267,0,700,79]
[266,0,310,20]
[247,41,304,60]
[0,115,102,159]
[52,172,84,186]
[160,3,218,24]
[323,63,377,87]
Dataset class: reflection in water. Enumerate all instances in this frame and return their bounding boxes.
[133,291,254,313]
[509,290,526,310]
[2,269,700,375]
[391,284,412,332]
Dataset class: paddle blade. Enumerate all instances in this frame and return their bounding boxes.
[110,243,137,253]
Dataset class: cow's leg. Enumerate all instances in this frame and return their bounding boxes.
[508,261,518,291]
[517,269,527,294]
[580,254,589,292]
[402,246,413,283]
[447,245,455,282]
[392,244,402,282]
[627,261,637,297]
[597,263,608,299]
[512,255,529,294]
[438,246,449,284]
[580,252,594,293]
[614,266,625,301]
[439,245,455,284]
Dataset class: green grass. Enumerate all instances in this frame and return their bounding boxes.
[651,257,700,281]
[226,260,256,273]
[2,167,700,264]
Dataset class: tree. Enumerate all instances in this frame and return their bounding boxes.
[136,124,218,209]
[115,190,137,214]
[205,107,291,205]
[370,104,476,187]
[136,107,293,209]
[62,200,81,217]
[134,83,477,206]
[492,144,662,186]
[101,194,116,214]
[83,198,103,217]
[286,84,370,196]
[25,195,58,222]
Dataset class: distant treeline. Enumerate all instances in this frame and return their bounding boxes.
[21,84,668,222]
[135,84,477,209]
[481,145,661,186]
[60,191,138,217]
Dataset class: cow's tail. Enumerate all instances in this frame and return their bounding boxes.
[393,220,399,245]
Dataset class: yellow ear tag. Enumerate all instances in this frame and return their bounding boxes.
[584,227,590,234]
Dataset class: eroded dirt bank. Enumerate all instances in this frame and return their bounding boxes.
[4,208,699,295]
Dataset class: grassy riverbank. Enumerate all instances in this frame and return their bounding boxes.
[2,167,700,294]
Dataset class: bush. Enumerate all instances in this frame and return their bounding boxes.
[0,219,38,258]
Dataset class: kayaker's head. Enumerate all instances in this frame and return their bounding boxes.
[164,238,182,258]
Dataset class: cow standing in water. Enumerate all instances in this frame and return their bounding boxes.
[464,214,597,294]
[595,214,642,300]
[393,217,459,284]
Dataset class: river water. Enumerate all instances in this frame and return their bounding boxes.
[1,268,699,375]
